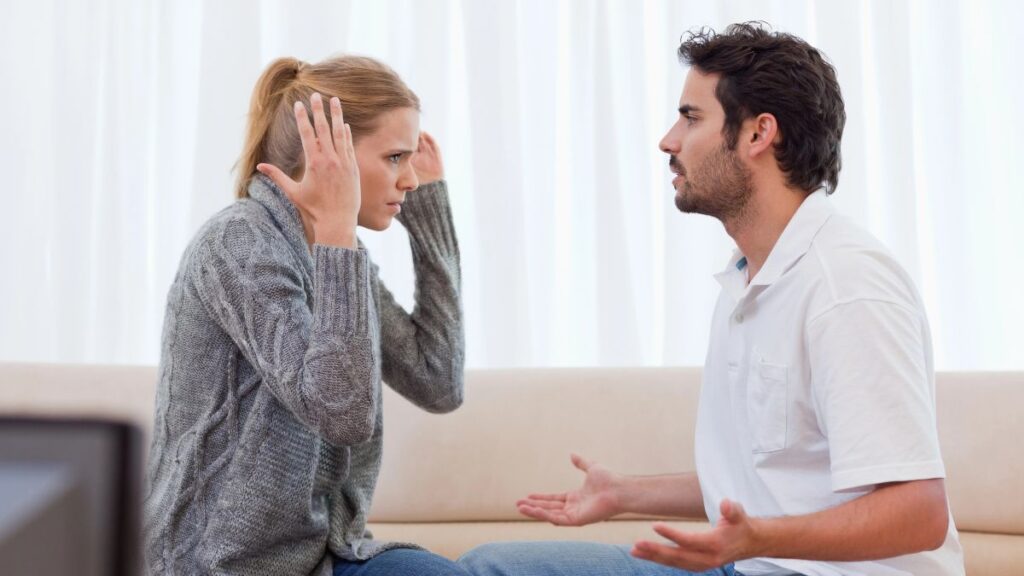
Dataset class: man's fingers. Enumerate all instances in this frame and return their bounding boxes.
[719,498,746,523]
[631,540,681,564]
[256,163,296,196]
[517,505,573,526]
[631,540,712,570]
[570,453,594,472]
[516,498,564,511]
[516,505,554,522]
[524,493,567,502]
[651,523,717,555]
[310,93,335,154]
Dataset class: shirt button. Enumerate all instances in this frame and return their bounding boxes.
[735,313,744,323]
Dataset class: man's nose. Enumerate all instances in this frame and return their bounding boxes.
[659,131,679,154]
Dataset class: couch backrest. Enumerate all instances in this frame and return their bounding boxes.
[0,364,1021,538]
[372,367,701,522]
[370,367,1024,538]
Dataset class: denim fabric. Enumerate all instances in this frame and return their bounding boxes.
[457,541,739,576]
[333,548,473,576]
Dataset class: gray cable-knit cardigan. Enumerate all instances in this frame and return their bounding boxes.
[144,174,464,576]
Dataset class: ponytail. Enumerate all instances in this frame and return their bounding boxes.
[234,57,304,198]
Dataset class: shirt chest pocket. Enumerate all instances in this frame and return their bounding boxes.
[747,353,789,453]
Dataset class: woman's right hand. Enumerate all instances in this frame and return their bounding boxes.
[257,92,360,248]
[516,453,624,526]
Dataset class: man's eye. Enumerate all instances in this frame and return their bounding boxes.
[684,115,697,126]
[388,153,402,164]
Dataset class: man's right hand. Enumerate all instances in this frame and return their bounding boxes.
[516,453,623,526]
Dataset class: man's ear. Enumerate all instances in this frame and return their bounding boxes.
[746,113,779,159]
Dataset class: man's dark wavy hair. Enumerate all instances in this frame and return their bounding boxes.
[678,22,846,194]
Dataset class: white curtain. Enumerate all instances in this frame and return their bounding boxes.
[1,0,1021,370]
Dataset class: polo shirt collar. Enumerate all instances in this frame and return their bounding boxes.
[714,190,834,298]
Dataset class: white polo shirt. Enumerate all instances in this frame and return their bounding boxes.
[693,191,964,576]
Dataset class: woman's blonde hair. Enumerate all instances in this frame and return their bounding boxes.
[235,55,420,198]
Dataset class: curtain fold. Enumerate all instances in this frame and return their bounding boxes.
[1,0,1019,370]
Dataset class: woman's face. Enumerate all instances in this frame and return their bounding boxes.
[354,107,420,231]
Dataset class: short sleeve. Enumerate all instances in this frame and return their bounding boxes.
[808,299,946,492]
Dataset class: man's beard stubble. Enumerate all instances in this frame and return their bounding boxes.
[672,143,754,223]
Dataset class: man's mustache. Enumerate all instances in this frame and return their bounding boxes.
[669,156,686,176]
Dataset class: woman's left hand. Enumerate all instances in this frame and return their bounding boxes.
[411,132,444,186]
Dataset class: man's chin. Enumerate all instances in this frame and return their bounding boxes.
[674,190,698,214]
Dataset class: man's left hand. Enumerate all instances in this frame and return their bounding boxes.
[631,499,765,571]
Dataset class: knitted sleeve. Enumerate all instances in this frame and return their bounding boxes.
[375,180,465,413]
[189,213,381,446]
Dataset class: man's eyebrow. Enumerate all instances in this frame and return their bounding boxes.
[678,104,702,115]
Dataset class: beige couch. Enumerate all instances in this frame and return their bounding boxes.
[1,364,1021,574]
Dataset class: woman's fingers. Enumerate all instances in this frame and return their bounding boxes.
[256,163,296,197]
[330,97,348,154]
[417,132,439,160]
[421,131,439,154]
[294,101,317,170]
[310,93,335,154]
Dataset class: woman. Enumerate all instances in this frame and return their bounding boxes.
[144,55,469,576]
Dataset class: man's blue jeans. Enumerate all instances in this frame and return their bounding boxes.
[333,548,473,575]
[457,541,739,576]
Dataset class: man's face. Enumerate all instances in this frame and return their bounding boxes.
[659,69,753,222]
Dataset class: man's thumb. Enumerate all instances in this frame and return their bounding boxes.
[570,453,594,472]
[720,498,745,523]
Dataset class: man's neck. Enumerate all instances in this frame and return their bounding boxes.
[723,186,807,284]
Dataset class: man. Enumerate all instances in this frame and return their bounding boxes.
[457,23,965,576]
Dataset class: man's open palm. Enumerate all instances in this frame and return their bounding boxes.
[516,454,622,526]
